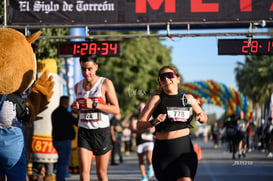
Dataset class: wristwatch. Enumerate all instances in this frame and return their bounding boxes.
[92,101,98,109]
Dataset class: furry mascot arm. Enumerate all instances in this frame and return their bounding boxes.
[24,31,55,122]
[26,71,55,122]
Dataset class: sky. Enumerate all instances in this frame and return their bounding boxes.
[160,28,269,118]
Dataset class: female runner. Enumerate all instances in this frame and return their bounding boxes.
[137,65,207,181]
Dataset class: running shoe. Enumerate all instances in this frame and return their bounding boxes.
[147,165,154,178]
[141,176,148,181]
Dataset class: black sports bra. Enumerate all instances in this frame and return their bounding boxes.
[152,92,193,133]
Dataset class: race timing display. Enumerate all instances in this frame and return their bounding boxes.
[58,41,120,57]
[218,39,273,55]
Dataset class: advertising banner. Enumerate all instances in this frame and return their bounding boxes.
[8,0,273,26]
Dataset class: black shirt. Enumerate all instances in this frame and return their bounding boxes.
[110,116,123,138]
[152,92,193,133]
[51,106,77,141]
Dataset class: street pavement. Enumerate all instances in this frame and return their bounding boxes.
[66,138,273,181]
[194,139,273,181]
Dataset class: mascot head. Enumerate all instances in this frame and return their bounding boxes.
[0,28,41,94]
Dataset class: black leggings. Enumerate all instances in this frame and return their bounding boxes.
[152,135,198,181]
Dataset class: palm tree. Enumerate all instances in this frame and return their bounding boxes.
[235,55,273,121]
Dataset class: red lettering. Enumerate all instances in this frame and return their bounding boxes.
[240,0,252,12]
[135,0,176,13]
[135,0,271,15]
[191,0,219,12]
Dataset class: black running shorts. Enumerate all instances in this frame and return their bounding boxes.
[78,127,113,155]
[152,135,198,181]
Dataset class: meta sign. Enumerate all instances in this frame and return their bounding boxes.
[8,0,273,27]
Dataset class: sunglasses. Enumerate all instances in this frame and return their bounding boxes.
[158,72,176,82]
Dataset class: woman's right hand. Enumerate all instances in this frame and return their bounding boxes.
[153,114,167,125]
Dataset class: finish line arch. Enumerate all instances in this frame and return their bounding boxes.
[181,80,252,120]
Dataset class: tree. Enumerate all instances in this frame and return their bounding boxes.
[36,28,69,69]
[235,55,273,120]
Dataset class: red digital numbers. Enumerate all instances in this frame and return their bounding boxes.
[101,42,109,55]
[63,41,120,57]
[241,40,249,53]
[242,40,258,53]
[89,43,97,55]
[219,39,273,55]
[73,44,78,55]
[81,43,89,55]
[268,41,273,53]
[110,43,118,54]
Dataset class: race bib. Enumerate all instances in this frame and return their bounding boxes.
[167,107,192,122]
[80,110,101,122]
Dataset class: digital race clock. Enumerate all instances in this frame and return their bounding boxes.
[58,41,120,57]
[218,39,273,55]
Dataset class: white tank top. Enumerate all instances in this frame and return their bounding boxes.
[75,77,110,129]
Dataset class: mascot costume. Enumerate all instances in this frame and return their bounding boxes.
[0,28,54,181]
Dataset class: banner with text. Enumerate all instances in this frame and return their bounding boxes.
[8,0,273,26]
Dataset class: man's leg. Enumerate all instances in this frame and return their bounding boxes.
[78,147,93,181]
[95,151,111,181]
